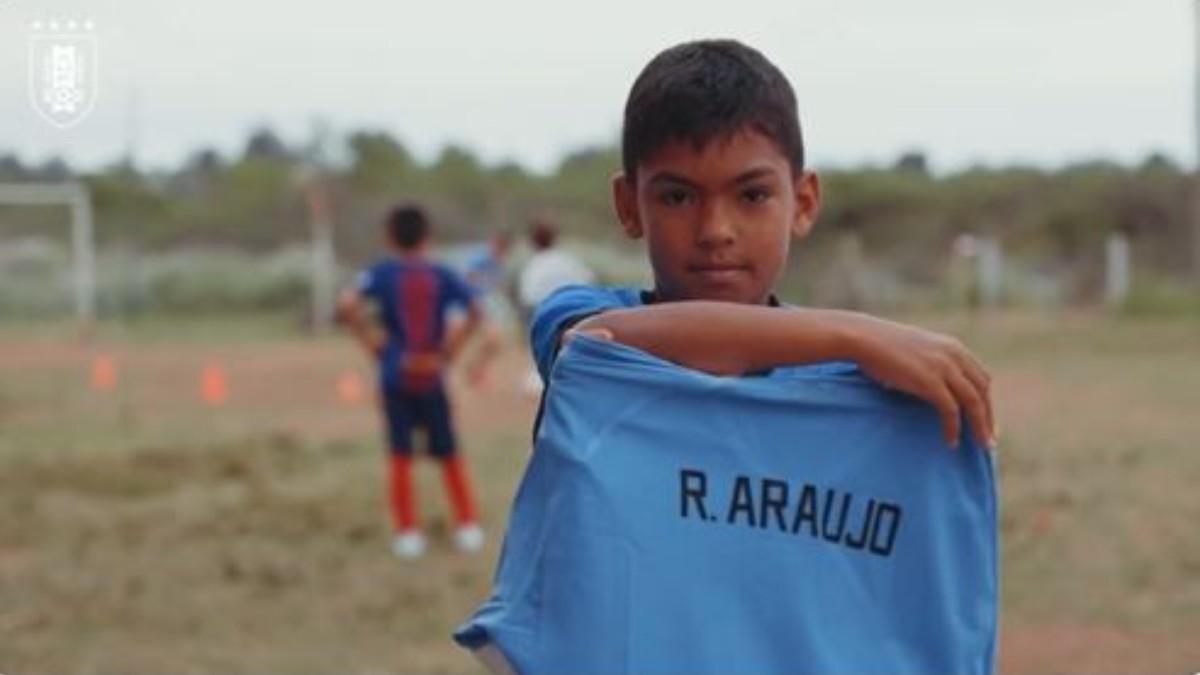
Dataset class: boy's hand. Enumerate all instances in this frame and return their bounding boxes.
[843,315,996,450]
[367,333,385,358]
[442,303,485,367]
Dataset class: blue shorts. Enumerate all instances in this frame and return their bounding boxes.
[381,386,458,457]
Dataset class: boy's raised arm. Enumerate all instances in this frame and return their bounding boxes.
[572,303,995,449]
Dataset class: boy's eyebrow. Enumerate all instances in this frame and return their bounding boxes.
[646,166,780,189]
[730,166,779,185]
[646,171,700,189]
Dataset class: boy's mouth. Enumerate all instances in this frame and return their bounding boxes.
[687,262,751,284]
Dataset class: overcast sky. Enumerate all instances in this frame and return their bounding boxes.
[0,0,1194,173]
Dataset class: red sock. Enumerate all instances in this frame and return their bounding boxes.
[440,455,478,526]
[388,454,418,532]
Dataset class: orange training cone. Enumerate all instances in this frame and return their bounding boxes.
[201,362,229,406]
[90,354,117,392]
[336,371,365,406]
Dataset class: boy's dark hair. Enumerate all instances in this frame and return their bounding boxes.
[529,219,557,251]
[621,39,804,180]
[385,203,429,249]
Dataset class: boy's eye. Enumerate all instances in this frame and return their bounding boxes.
[658,188,695,207]
[741,186,773,204]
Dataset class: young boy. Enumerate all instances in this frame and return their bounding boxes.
[456,40,998,672]
[533,39,996,450]
[338,204,486,559]
[460,231,513,388]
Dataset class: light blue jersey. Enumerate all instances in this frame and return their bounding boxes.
[456,329,998,674]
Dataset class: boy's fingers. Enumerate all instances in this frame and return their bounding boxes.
[952,350,996,445]
[958,348,990,383]
[947,370,990,449]
[958,362,995,446]
[930,382,960,449]
[979,370,996,444]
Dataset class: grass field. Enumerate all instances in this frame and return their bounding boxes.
[1,311,1198,674]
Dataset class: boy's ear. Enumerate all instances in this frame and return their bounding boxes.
[790,170,821,240]
[611,171,644,239]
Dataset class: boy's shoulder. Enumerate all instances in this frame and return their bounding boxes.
[363,255,404,277]
[530,285,644,381]
[366,255,461,277]
[536,284,644,321]
[356,257,393,295]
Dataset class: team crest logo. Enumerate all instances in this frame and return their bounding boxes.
[28,20,99,128]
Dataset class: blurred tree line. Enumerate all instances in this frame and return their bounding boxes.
[0,127,1194,309]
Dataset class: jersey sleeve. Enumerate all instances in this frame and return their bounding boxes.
[530,284,631,383]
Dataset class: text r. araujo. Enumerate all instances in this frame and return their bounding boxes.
[680,468,903,557]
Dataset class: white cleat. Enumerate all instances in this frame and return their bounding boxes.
[454,523,485,553]
[391,530,427,559]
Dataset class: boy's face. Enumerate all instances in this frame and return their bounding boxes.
[613,129,820,304]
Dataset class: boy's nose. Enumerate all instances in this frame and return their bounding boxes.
[695,201,737,249]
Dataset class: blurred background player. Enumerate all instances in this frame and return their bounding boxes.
[465,230,513,294]
[458,231,513,389]
[516,219,595,394]
[337,204,486,559]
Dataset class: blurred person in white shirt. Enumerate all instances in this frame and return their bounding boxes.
[518,219,596,315]
[517,219,595,394]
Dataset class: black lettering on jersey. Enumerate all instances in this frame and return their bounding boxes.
[680,469,709,521]
[822,491,851,542]
[790,484,819,537]
[726,475,757,527]
[674,468,904,559]
[759,479,789,531]
[870,502,903,556]
[843,499,877,550]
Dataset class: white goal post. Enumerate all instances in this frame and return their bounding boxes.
[0,182,95,322]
